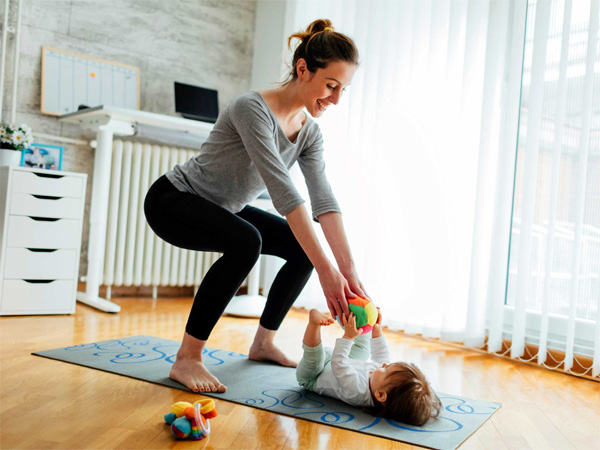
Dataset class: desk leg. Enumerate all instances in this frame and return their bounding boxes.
[76,128,121,313]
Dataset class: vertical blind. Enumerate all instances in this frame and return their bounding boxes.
[504,0,599,376]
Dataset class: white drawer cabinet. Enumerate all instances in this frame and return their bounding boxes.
[7,216,82,249]
[10,193,83,218]
[4,248,78,279]
[1,280,76,312]
[11,170,83,197]
[0,166,87,315]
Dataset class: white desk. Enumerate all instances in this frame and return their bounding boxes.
[59,106,213,313]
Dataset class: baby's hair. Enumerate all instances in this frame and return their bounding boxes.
[364,362,442,426]
[280,18,359,86]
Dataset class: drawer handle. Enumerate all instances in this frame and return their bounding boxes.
[33,172,64,179]
[32,194,62,200]
[26,248,58,253]
[28,216,61,222]
[23,279,56,284]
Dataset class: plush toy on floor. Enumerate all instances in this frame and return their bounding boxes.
[337,296,378,334]
[164,399,217,440]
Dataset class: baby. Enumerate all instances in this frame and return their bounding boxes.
[296,309,442,426]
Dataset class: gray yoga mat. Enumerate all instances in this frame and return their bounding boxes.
[33,335,500,450]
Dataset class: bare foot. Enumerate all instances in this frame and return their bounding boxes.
[170,357,227,393]
[248,342,298,368]
[309,309,335,326]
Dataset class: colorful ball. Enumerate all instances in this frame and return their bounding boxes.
[165,399,217,441]
[171,417,192,439]
[338,296,378,334]
[170,401,193,418]
[183,407,195,420]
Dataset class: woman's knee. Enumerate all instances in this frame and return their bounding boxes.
[224,225,262,262]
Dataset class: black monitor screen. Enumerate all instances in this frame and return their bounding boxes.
[174,82,219,123]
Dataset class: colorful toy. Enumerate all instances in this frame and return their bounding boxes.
[337,296,378,334]
[164,399,217,440]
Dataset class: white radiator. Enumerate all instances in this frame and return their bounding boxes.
[102,140,222,298]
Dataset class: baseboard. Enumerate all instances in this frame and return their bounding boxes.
[396,331,598,381]
[484,338,596,378]
[76,282,258,298]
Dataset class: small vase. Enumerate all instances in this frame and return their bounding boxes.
[0,148,21,167]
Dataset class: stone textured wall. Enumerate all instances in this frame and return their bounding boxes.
[4,0,256,276]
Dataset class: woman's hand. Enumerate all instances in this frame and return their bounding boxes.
[339,264,369,299]
[341,313,362,340]
[317,264,354,320]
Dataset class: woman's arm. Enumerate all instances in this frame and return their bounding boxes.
[317,211,368,299]
[286,205,352,319]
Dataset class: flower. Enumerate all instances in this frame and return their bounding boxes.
[0,123,33,151]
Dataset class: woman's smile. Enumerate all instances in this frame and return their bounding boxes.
[317,98,329,111]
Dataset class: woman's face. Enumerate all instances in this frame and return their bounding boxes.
[299,60,356,118]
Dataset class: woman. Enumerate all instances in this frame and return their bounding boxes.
[144,19,367,394]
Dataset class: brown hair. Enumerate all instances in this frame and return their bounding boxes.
[364,362,442,426]
[282,19,359,85]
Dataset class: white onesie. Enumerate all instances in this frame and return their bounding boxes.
[313,335,390,407]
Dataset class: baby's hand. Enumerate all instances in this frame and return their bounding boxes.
[372,308,383,337]
[341,312,362,340]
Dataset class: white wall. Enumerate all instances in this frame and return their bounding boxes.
[250,0,288,90]
[3,0,258,275]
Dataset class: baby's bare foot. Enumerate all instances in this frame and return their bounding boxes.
[169,357,227,393]
[249,342,298,368]
[309,309,335,326]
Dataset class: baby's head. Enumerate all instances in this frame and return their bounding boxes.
[366,362,441,426]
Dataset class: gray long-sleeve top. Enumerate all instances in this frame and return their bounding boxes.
[165,90,340,222]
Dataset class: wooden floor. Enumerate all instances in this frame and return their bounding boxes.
[1,297,598,450]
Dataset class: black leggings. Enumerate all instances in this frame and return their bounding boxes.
[144,175,314,340]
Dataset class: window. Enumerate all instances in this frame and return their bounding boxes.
[505,0,599,354]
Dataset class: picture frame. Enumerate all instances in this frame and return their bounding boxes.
[20,143,63,171]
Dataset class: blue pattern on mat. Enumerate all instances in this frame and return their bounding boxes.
[35,335,500,450]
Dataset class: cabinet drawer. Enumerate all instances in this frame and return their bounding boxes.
[1,279,75,314]
[6,216,81,249]
[11,171,83,198]
[3,248,77,279]
[10,193,83,219]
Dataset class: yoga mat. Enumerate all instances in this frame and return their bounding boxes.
[33,335,500,450]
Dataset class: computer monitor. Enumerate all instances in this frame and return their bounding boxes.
[174,81,219,123]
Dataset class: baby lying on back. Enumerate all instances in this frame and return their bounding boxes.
[296,308,441,426]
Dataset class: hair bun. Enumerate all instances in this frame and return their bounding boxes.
[281,19,359,86]
[307,18,333,36]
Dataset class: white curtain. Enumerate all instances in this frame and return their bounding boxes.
[501,0,600,377]
[269,0,599,378]
[283,0,519,339]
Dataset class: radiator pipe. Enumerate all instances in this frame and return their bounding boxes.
[0,0,10,122]
[9,0,20,123]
